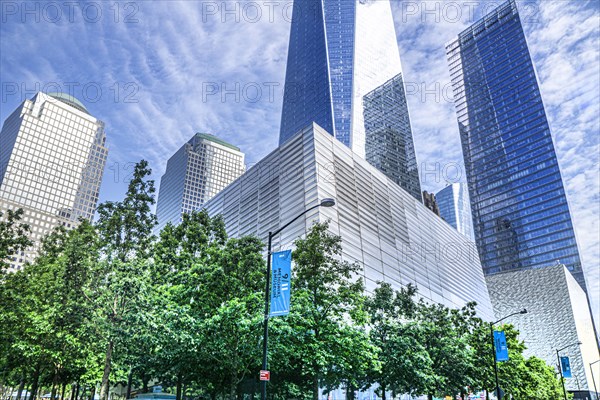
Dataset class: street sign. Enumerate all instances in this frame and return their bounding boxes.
[260,370,270,381]
[494,331,509,361]
[270,250,292,317]
[561,356,572,378]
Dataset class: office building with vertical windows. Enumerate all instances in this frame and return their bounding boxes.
[0,92,108,270]
[155,133,245,232]
[279,0,422,200]
[446,0,588,292]
[436,183,475,241]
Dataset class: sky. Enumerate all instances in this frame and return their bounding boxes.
[1,0,598,324]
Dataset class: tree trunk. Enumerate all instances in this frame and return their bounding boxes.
[100,340,114,400]
[89,386,96,400]
[381,383,386,400]
[427,395,433,400]
[74,384,80,400]
[312,375,319,400]
[176,375,183,400]
[125,369,133,400]
[50,370,59,400]
[16,379,25,400]
[29,364,41,400]
[229,370,238,400]
[61,383,66,400]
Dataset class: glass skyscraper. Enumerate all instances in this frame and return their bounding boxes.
[436,183,475,242]
[279,0,422,200]
[0,92,108,270]
[155,133,245,232]
[446,0,587,291]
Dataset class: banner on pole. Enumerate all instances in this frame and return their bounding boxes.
[270,250,292,317]
[561,356,572,378]
[494,331,509,361]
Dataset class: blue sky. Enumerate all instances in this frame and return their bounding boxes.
[1,0,598,323]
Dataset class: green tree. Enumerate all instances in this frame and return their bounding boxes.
[42,221,102,397]
[469,322,566,399]
[270,222,378,400]
[0,222,100,400]
[153,210,266,400]
[416,301,477,399]
[0,208,32,274]
[94,160,157,400]
[365,282,433,399]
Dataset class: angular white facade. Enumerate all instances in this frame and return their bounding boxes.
[0,92,108,270]
[205,124,494,319]
[486,265,600,398]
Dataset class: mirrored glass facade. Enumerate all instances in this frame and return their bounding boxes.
[0,92,108,270]
[446,0,587,291]
[279,0,421,199]
[155,133,245,232]
[436,183,475,242]
[364,73,422,200]
[204,123,495,320]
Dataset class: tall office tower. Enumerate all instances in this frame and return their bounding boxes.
[436,183,475,241]
[155,133,244,232]
[0,92,108,270]
[446,0,588,292]
[364,75,421,200]
[279,0,422,200]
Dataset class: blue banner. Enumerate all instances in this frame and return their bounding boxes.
[494,331,509,361]
[270,250,292,317]
[561,356,572,378]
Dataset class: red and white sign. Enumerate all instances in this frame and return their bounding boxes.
[259,370,270,381]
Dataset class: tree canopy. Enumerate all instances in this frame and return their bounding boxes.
[0,161,567,400]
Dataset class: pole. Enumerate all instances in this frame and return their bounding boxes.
[257,199,335,400]
[261,232,273,400]
[591,362,599,400]
[557,350,567,400]
[490,323,501,400]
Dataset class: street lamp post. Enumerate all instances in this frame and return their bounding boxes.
[260,198,336,400]
[590,359,600,400]
[490,309,527,400]
[556,341,582,400]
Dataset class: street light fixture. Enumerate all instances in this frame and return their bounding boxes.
[590,359,600,400]
[260,198,336,400]
[556,341,582,400]
[490,309,527,400]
